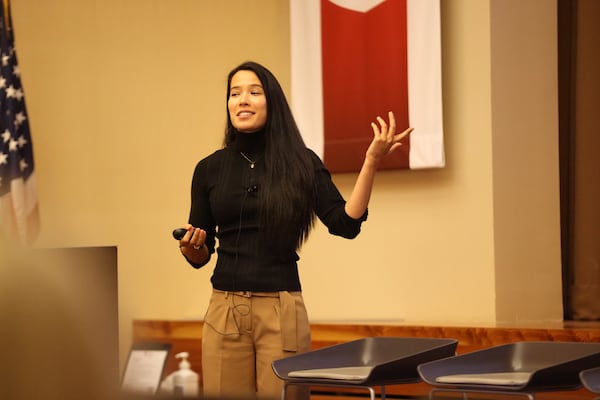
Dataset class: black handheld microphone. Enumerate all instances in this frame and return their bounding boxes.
[172,228,187,240]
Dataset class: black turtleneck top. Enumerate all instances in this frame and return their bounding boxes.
[187,131,367,292]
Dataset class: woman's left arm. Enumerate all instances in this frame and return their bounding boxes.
[344,111,413,219]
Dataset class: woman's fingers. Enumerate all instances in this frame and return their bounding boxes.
[368,111,412,160]
[372,111,397,139]
[396,127,413,141]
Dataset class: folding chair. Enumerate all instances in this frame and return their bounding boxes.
[272,336,458,400]
[418,341,600,399]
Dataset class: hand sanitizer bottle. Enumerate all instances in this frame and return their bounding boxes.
[172,352,199,398]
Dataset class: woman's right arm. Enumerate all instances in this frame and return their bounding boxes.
[178,159,216,268]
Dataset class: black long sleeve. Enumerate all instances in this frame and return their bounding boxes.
[187,139,367,292]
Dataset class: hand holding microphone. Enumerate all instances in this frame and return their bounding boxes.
[172,228,188,240]
[173,225,207,251]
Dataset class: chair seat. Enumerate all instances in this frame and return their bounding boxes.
[288,366,373,381]
[272,336,458,399]
[580,366,600,394]
[418,341,600,393]
[435,371,532,386]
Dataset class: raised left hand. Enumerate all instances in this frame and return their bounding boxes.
[366,111,413,164]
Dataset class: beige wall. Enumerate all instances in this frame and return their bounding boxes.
[11,0,562,366]
[489,0,562,322]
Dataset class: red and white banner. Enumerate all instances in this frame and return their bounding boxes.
[290,0,444,172]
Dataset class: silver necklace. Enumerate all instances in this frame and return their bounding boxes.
[239,151,256,169]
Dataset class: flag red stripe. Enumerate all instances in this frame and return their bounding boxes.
[321,0,410,172]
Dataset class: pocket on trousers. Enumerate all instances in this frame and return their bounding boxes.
[203,293,238,336]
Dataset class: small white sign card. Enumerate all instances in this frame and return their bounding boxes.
[121,342,171,395]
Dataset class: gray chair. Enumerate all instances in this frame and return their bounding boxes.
[580,366,600,398]
[418,341,600,399]
[272,336,458,400]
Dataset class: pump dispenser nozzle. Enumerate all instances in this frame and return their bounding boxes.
[175,352,190,369]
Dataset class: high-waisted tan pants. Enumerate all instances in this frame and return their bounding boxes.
[201,289,311,400]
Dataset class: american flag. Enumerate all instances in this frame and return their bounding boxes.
[0,0,39,244]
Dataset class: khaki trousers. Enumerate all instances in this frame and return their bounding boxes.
[202,289,311,400]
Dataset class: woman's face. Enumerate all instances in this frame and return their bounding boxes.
[228,70,267,133]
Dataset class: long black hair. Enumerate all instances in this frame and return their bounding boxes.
[224,61,316,254]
